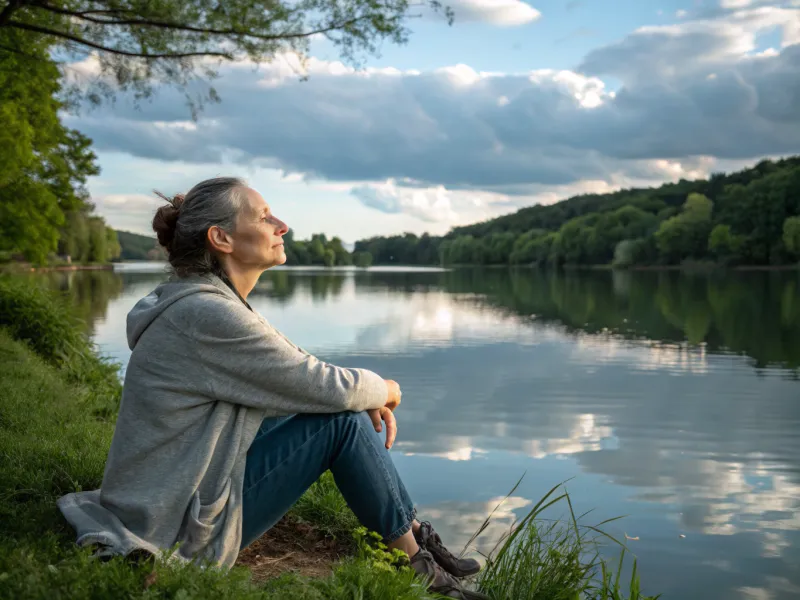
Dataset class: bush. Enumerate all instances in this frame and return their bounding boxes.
[0,277,120,406]
[612,238,655,268]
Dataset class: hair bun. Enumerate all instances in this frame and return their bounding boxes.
[152,192,185,249]
[171,193,186,210]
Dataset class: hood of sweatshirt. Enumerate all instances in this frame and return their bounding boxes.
[126,275,232,349]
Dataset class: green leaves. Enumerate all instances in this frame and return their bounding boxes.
[0,29,101,264]
[783,216,800,259]
[654,194,713,264]
[1,0,450,109]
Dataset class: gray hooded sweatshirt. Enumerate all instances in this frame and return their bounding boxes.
[56,273,388,568]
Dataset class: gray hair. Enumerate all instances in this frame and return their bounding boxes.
[152,176,247,277]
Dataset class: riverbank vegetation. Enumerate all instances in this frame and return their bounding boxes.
[116,231,169,262]
[353,157,800,269]
[0,279,660,599]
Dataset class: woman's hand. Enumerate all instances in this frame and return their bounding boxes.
[367,407,397,450]
[384,379,402,411]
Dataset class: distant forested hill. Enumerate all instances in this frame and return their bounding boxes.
[353,156,800,268]
[116,230,167,261]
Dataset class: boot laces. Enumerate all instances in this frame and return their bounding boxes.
[420,521,457,560]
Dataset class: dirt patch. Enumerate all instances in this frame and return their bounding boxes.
[237,516,351,583]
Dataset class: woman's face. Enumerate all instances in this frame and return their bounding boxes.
[229,187,289,271]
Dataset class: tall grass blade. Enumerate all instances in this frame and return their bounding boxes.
[459,472,526,559]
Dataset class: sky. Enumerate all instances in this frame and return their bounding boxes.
[64,0,800,245]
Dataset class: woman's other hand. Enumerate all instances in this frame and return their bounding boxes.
[384,379,402,411]
[367,407,397,450]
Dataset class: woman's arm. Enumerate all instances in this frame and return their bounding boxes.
[169,295,389,414]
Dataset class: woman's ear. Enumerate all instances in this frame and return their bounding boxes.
[207,226,234,255]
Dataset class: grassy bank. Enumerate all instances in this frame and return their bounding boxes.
[0,279,660,599]
[0,262,115,274]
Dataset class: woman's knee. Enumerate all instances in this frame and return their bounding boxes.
[331,411,382,445]
[338,410,374,430]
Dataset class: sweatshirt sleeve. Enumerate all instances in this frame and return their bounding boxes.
[171,295,388,414]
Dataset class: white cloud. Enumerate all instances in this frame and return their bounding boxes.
[351,180,459,223]
[92,194,163,235]
[676,9,688,18]
[447,0,541,26]
[415,495,533,558]
[345,161,726,225]
[721,0,753,7]
[581,7,800,81]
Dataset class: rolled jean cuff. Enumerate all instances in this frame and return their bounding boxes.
[385,506,417,542]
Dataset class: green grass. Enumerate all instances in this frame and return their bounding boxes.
[472,481,660,600]
[0,277,121,409]
[290,471,360,545]
[0,282,660,600]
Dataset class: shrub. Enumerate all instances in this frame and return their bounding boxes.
[0,278,120,407]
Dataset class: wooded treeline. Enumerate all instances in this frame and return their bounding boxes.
[281,231,373,268]
[116,229,370,268]
[353,157,800,268]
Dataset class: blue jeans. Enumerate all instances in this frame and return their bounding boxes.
[239,411,417,550]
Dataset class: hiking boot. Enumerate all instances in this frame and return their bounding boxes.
[409,548,492,600]
[415,521,481,578]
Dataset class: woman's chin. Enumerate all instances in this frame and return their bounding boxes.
[268,250,287,268]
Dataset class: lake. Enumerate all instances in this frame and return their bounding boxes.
[24,264,800,599]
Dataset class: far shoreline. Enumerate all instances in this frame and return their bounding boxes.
[0,263,115,274]
[4,261,798,274]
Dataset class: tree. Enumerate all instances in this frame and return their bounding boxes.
[309,236,326,264]
[0,0,453,109]
[323,248,336,267]
[87,216,108,262]
[292,241,311,265]
[415,233,439,264]
[0,29,99,263]
[655,193,713,264]
[106,226,121,261]
[328,236,352,266]
[116,230,165,260]
[715,167,800,264]
[784,217,800,258]
[353,251,373,268]
[509,230,554,265]
[281,228,297,263]
[441,235,481,265]
[486,232,515,264]
[612,240,638,268]
[58,211,90,261]
[708,224,744,264]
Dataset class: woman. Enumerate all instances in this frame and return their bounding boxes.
[57,177,489,600]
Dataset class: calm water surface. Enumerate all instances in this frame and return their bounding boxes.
[28,264,800,600]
